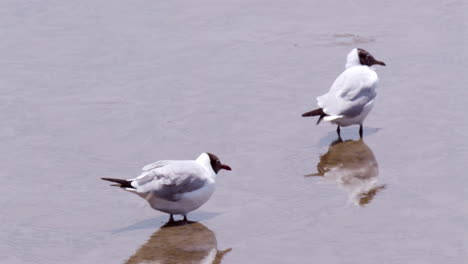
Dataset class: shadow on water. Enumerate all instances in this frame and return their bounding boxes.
[306,138,386,206]
[125,220,232,264]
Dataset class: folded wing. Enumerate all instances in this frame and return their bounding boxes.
[131,160,208,201]
[317,67,378,118]
[141,160,175,171]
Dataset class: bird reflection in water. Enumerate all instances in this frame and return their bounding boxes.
[306,139,385,206]
[125,221,231,264]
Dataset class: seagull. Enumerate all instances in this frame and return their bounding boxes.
[302,48,386,138]
[101,152,231,222]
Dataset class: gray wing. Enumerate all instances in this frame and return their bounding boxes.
[132,161,207,201]
[141,160,175,171]
[318,67,378,117]
[336,88,376,117]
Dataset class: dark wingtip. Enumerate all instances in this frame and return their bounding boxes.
[302,108,327,125]
[301,108,325,117]
[101,177,133,188]
[301,111,316,117]
[316,115,325,125]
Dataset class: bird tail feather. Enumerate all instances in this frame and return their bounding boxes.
[323,115,343,122]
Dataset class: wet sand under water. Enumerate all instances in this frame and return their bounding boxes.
[1,0,468,263]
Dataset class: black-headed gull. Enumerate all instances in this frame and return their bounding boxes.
[302,48,385,138]
[102,152,231,222]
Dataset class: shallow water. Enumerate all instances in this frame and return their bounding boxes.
[1,0,468,263]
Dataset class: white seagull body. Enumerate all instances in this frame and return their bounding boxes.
[302,48,385,137]
[102,152,231,221]
[318,64,378,126]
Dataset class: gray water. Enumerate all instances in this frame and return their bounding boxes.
[2,0,468,263]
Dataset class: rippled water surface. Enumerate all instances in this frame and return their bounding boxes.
[1,0,467,263]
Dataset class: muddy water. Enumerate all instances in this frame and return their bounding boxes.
[1,0,467,263]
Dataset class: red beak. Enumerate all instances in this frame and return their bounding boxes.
[221,164,232,171]
[371,57,386,66]
[375,60,386,66]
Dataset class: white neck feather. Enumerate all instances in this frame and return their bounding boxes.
[196,153,216,176]
[345,48,361,69]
